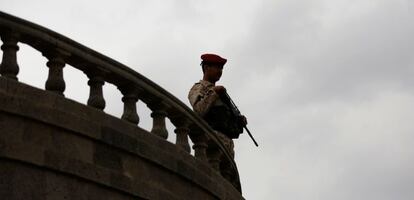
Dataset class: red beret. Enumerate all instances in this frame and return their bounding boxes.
[201,53,227,65]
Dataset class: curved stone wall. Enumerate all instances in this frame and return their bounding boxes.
[0,10,241,192]
[0,78,243,200]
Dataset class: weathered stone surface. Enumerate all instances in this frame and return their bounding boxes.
[0,160,47,200]
[0,160,139,200]
[0,10,242,199]
[94,143,123,171]
[101,126,138,151]
[0,78,243,200]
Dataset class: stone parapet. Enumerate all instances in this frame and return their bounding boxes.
[0,11,241,191]
[0,77,243,199]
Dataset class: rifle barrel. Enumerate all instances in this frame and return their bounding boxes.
[224,91,259,147]
[244,126,259,147]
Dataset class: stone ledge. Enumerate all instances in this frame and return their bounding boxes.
[0,77,243,200]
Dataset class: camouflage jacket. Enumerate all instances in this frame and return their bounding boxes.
[188,80,221,117]
[188,80,242,138]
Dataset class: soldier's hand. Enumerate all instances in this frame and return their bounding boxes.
[241,115,248,126]
[213,85,226,95]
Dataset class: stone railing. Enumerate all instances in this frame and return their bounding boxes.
[0,11,241,192]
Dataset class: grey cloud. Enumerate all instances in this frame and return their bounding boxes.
[227,0,414,106]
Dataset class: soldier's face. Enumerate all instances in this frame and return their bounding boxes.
[206,65,223,82]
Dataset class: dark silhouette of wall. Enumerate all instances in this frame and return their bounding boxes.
[0,78,242,200]
[0,11,243,200]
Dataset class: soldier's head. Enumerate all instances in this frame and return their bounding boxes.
[200,53,227,83]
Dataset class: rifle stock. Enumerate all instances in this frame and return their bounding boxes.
[223,91,259,147]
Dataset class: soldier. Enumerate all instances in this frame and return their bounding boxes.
[188,53,247,161]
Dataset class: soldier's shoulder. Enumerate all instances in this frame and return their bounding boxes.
[192,81,202,86]
[190,81,204,90]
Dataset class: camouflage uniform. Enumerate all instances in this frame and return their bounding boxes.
[188,80,235,158]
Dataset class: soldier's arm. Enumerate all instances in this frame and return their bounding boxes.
[188,84,219,116]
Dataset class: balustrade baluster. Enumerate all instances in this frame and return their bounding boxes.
[119,87,139,125]
[189,132,208,162]
[44,50,69,95]
[174,126,191,153]
[0,31,20,80]
[171,118,191,153]
[150,110,168,139]
[206,146,222,172]
[86,72,106,110]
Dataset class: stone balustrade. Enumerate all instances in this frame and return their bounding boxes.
[0,11,241,192]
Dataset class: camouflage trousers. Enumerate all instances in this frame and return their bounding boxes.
[209,131,238,187]
[214,131,234,159]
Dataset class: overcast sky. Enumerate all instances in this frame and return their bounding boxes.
[1,0,414,199]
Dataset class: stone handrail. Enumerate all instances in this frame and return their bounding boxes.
[0,11,241,192]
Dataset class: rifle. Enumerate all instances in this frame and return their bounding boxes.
[221,91,259,147]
